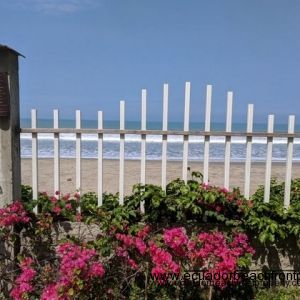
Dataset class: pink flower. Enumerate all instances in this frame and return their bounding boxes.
[50,196,57,204]
[43,242,105,297]
[219,187,229,194]
[75,212,82,222]
[0,201,30,227]
[149,241,180,281]
[137,225,151,239]
[65,203,72,210]
[186,231,255,288]
[227,195,234,202]
[52,206,61,215]
[135,238,147,255]
[74,192,80,201]
[63,193,71,201]
[202,183,210,189]
[116,246,128,258]
[127,258,138,270]
[116,233,134,247]
[89,262,105,278]
[41,284,59,300]
[163,227,188,256]
[236,199,243,207]
[10,257,36,300]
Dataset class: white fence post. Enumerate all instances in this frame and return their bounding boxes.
[140,90,147,213]
[53,109,60,196]
[31,109,38,213]
[75,110,81,194]
[224,91,233,190]
[98,111,103,206]
[284,115,295,208]
[162,84,169,190]
[119,101,125,205]
[264,115,274,203]
[203,85,212,184]
[244,104,254,199]
[182,82,191,182]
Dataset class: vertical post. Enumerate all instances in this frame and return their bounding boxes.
[284,115,295,208]
[31,109,38,213]
[75,110,81,195]
[182,82,191,182]
[244,104,254,199]
[0,46,22,207]
[264,115,274,203]
[203,85,212,184]
[224,91,233,190]
[97,111,103,206]
[53,109,60,196]
[140,89,147,213]
[161,84,168,190]
[119,101,125,205]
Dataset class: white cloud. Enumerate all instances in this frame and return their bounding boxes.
[12,0,99,14]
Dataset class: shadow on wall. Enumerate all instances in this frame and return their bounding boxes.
[251,234,300,274]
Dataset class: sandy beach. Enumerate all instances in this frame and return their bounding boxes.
[20,158,300,197]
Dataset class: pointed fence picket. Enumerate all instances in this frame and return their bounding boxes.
[140,89,147,213]
[161,84,169,190]
[203,85,212,184]
[31,109,38,213]
[97,111,103,207]
[224,92,233,190]
[53,109,60,197]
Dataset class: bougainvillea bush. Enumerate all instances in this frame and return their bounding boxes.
[1,174,300,299]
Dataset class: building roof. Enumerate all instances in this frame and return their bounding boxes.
[0,45,25,58]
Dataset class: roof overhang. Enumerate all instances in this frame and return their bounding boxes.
[0,45,25,58]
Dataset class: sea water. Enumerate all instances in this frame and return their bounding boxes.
[20,119,300,162]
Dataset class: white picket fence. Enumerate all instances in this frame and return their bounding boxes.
[21,83,299,212]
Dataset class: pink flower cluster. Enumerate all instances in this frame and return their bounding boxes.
[115,226,255,288]
[0,201,30,227]
[149,241,180,282]
[163,227,188,256]
[136,225,151,239]
[10,257,36,300]
[230,233,256,256]
[49,193,75,216]
[116,231,148,270]
[116,233,147,255]
[41,242,105,299]
[188,232,255,288]
[197,185,251,216]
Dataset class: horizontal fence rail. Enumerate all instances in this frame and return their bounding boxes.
[21,128,300,138]
[21,83,298,209]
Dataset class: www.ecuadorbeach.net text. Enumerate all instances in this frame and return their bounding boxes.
[149,270,300,288]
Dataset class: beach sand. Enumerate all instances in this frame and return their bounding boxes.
[21,158,300,197]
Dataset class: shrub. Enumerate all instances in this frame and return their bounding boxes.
[246,178,300,243]
[0,175,298,298]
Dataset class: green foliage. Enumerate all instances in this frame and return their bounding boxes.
[255,287,300,300]
[21,176,300,245]
[21,184,32,202]
[246,178,300,243]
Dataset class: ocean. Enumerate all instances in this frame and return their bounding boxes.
[20,119,300,162]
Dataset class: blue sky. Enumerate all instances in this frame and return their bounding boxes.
[0,0,299,125]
